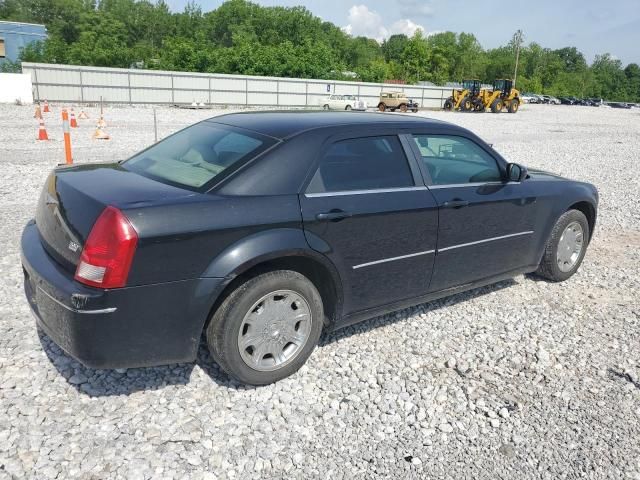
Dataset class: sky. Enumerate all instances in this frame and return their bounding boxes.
[165,0,640,65]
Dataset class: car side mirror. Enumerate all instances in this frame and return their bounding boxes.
[507,163,528,182]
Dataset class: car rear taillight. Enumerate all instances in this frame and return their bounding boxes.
[74,206,138,289]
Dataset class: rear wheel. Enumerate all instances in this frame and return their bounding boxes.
[443,98,454,111]
[508,99,520,113]
[412,108,418,113]
[490,98,504,113]
[345,105,352,111]
[206,270,324,385]
[535,210,590,282]
[378,103,386,112]
[323,104,329,110]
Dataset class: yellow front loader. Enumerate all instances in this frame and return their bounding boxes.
[443,79,482,112]
[472,79,521,113]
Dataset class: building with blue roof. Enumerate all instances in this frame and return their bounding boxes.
[0,21,47,65]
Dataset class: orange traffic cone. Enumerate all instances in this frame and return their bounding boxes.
[93,125,110,140]
[97,114,107,128]
[43,100,50,113]
[78,110,89,119]
[37,118,49,141]
[69,109,78,128]
[34,104,43,119]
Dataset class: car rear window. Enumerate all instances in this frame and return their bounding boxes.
[122,122,275,191]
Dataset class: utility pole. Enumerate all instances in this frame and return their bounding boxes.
[513,30,524,87]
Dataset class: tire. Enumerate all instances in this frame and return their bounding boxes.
[345,105,352,111]
[206,270,324,385]
[443,98,454,111]
[399,104,408,112]
[323,104,329,110]
[508,99,520,113]
[378,103,386,112]
[460,96,472,112]
[535,210,590,282]
[412,108,418,113]
[490,99,504,113]
[472,99,484,112]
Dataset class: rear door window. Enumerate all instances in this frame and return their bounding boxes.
[412,135,502,185]
[306,136,415,193]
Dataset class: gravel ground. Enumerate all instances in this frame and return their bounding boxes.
[0,103,639,479]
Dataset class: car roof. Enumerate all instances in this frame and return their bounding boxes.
[207,111,449,140]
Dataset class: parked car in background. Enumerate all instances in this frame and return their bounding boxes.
[560,97,578,105]
[320,94,367,111]
[608,102,632,109]
[21,111,599,385]
[521,93,538,103]
[540,95,560,105]
[378,91,419,112]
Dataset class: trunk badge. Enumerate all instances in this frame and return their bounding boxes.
[68,241,80,252]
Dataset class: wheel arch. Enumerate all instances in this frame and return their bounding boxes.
[567,200,596,243]
[202,228,343,331]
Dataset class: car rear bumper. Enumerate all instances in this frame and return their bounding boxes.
[21,221,223,369]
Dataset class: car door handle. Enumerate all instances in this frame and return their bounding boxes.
[442,199,469,209]
[316,210,351,221]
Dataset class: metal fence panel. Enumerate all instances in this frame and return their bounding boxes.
[173,76,208,90]
[22,62,450,109]
[130,73,171,89]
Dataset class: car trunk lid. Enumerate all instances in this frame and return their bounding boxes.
[35,163,198,271]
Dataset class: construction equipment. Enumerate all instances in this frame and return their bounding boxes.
[472,79,521,113]
[443,79,482,112]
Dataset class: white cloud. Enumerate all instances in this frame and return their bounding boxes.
[389,18,425,37]
[343,4,425,42]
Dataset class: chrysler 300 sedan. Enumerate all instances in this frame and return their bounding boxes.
[21,111,598,385]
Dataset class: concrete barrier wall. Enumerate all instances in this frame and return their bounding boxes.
[0,73,34,104]
[22,62,449,109]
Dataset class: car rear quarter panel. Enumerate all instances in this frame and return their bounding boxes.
[123,194,304,285]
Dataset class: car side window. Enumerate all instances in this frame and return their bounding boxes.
[307,136,415,193]
[412,135,502,185]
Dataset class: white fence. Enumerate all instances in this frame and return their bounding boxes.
[0,73,33,104]
[22,62,450,109]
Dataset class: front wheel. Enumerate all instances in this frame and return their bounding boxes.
[535,210,590,282]
[472,99,485,112]
[378,103,386,112]
[399,104,408,112]
[490,98,504,113]
[345,105,352,111]
[460,96,472,112]
[206,270,324,385]
[508,99,520,113]
[323,104,329,110]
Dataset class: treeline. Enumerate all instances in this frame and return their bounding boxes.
[1,0,639,101]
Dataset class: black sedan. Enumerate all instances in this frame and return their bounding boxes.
[21,112,598,385]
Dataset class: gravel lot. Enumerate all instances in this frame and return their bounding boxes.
[0,103,639,479]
